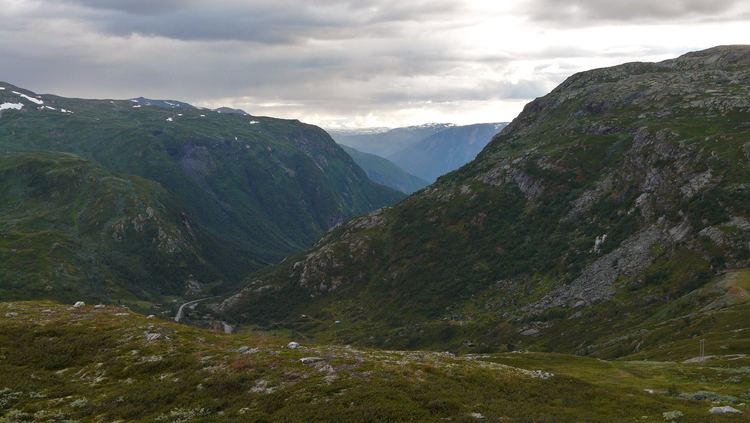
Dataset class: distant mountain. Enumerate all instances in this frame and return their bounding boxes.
[327,127,391,136]
[340,144,428,194]
[215,107,249,115]
[388,123,508,182]
[0,82,403,306]
[330,123,507,182]
[130,97,195,109]
[329,123,454,157]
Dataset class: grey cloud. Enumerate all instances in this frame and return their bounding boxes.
[525,0,748,24]
[52,0,460,43]
[2,0,747,128]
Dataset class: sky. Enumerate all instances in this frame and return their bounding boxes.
[1,0,749,129]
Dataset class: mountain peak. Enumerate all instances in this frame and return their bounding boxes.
[129,97,195,109]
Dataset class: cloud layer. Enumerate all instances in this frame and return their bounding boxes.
[1,0,749,128]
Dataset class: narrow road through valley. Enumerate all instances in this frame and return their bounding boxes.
[174,297,215,322]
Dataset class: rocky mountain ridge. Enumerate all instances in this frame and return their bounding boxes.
[220,45,750,356]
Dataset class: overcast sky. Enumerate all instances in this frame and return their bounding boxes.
[1,0,749,128]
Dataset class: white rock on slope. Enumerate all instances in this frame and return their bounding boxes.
[709,406,742,414]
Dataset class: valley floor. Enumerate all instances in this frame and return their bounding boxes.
[1,302,749,422]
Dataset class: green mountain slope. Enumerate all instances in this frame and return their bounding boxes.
[221,45,750,356]
[340,144,428,194]
[2,301,748,422]
[0,152,223,304]
[0,83,403,305]
[387,123,507,182]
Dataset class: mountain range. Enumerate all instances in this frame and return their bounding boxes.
[331,122,507,183]
[0,83,403,306]
[328,123,455,158]
[387,123,508,182]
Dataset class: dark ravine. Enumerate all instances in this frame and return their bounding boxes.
[221,46,750,357]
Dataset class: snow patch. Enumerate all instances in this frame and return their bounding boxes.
[60,109,73,114]
[0,102,24,111]
[249,120,259,125]
[133,105,142,108]
[166,117,174,122]
[12,91,43,105]
[0,86,5,90]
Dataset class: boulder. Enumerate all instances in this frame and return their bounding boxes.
[287,341,300,349]
[709,406,742,415]
[144,332,162,342]
[236,346,259,355]
[73,301,85,308]
[663,410,684,420]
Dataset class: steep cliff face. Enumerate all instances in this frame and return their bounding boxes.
[222,46,750,355]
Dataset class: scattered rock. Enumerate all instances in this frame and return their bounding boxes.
[94,304,106,309]
[663,410,684,420]
[520,328,540,337]
[235,346,259,355]
[4,312,18,318]
[73,301,85,308]
[300,357,325,365]
[680,390,738,403]
[250,379,275,394]
[527,369,554,380]
[469,412,485,419]
[70,398,88,408]
[709,406,742,415]
[144,332,162,342]
[683,356,714,364]
[287,341,300,349]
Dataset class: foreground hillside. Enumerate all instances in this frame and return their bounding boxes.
[1,301,748,422]
[0,84,402,305]
[221,46,750,355]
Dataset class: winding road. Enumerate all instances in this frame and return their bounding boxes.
[174,297,215,323]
